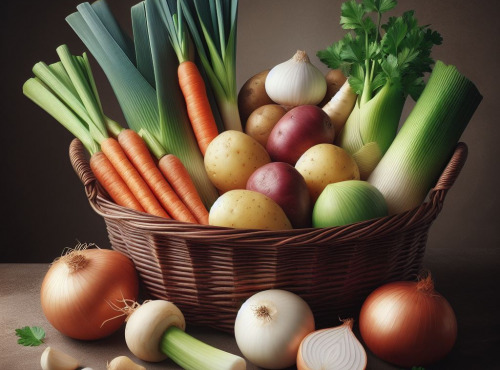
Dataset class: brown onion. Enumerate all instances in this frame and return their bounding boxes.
[40,244,139,340]
[359,274,457,367]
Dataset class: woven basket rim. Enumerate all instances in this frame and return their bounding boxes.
[69,138,468,243]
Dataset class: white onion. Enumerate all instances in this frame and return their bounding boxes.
[265,50,327,107]
[234,289,315,369]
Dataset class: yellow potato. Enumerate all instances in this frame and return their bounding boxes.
[245,104,287,147]
[295,143,360,202]
[204,130,271,192]
[209,190,292,230]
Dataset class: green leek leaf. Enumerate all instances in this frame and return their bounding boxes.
[67,0,219,207]
[23,78,99,155]
[180,0,241,132]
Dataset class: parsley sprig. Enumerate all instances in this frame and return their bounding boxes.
[317,0,442,102]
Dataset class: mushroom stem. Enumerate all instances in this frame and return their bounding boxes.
[124,300,246,370]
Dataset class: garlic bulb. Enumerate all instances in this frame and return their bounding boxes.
[265,50,327,107]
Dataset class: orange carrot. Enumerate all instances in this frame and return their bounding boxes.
[178,61,219,155]
[117,129,197,223]
[158,153,209,225]
[100,136,169,219]
[89,151,145,213]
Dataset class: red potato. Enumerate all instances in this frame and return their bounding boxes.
[266,105,334,165]
[247,162,312,228]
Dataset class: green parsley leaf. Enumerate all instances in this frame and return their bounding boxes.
[15,326,46,346]
[363,0,397,14]
[318,0,441,100]
[381,17,408,55]
[340,0,367,30]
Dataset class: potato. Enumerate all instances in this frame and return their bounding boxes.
[266,105,334,165]
[245,104,287,147]
[209,189,292,230]
[238,70,275,126]
[204,130,271,192]
[295,143,360,202]
[247,162,312,228]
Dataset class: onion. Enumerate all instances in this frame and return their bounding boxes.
[234,289,315,369]
[312,180,388,227]
[265,50,327,107]
[359,274,457,367]
[297,319,367,370]
[40,244,139,340]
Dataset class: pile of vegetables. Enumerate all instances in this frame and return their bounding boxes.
[23,0,481,230]
[22,0,483,368]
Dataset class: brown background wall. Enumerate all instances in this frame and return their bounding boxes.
[2,0,499,265]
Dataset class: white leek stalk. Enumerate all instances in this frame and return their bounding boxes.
[368,61,482,215]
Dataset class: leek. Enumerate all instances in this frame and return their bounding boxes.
[317,0,442,179]
[180,0,242,132]
[66,0,219,207]
[367,61,482,215]
[23,45,111,155]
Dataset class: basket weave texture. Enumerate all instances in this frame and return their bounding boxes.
[69,138,468,332]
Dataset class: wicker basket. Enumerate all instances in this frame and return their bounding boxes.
[69,138,468,332]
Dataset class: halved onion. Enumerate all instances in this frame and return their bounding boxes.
[297,319,367,370]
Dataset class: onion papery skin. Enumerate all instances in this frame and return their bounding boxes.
[40,248,139,340]
[359,279,457,367]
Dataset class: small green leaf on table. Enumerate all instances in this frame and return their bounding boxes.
[15,326,46,346]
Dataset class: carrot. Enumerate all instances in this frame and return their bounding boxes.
[178,61,219,156]
[117,129,197,223]
[158,153,209,225]
[322,80,357,136]
[88,151,145,213]
[100,136,169,219]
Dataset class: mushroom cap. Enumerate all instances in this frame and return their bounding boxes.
[125,300,186,362]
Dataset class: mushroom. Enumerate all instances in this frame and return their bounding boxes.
[124,300,246,369]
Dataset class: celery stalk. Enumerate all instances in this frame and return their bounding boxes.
[368,61,482,215]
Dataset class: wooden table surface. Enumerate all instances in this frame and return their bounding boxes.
[0,259,496,369]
